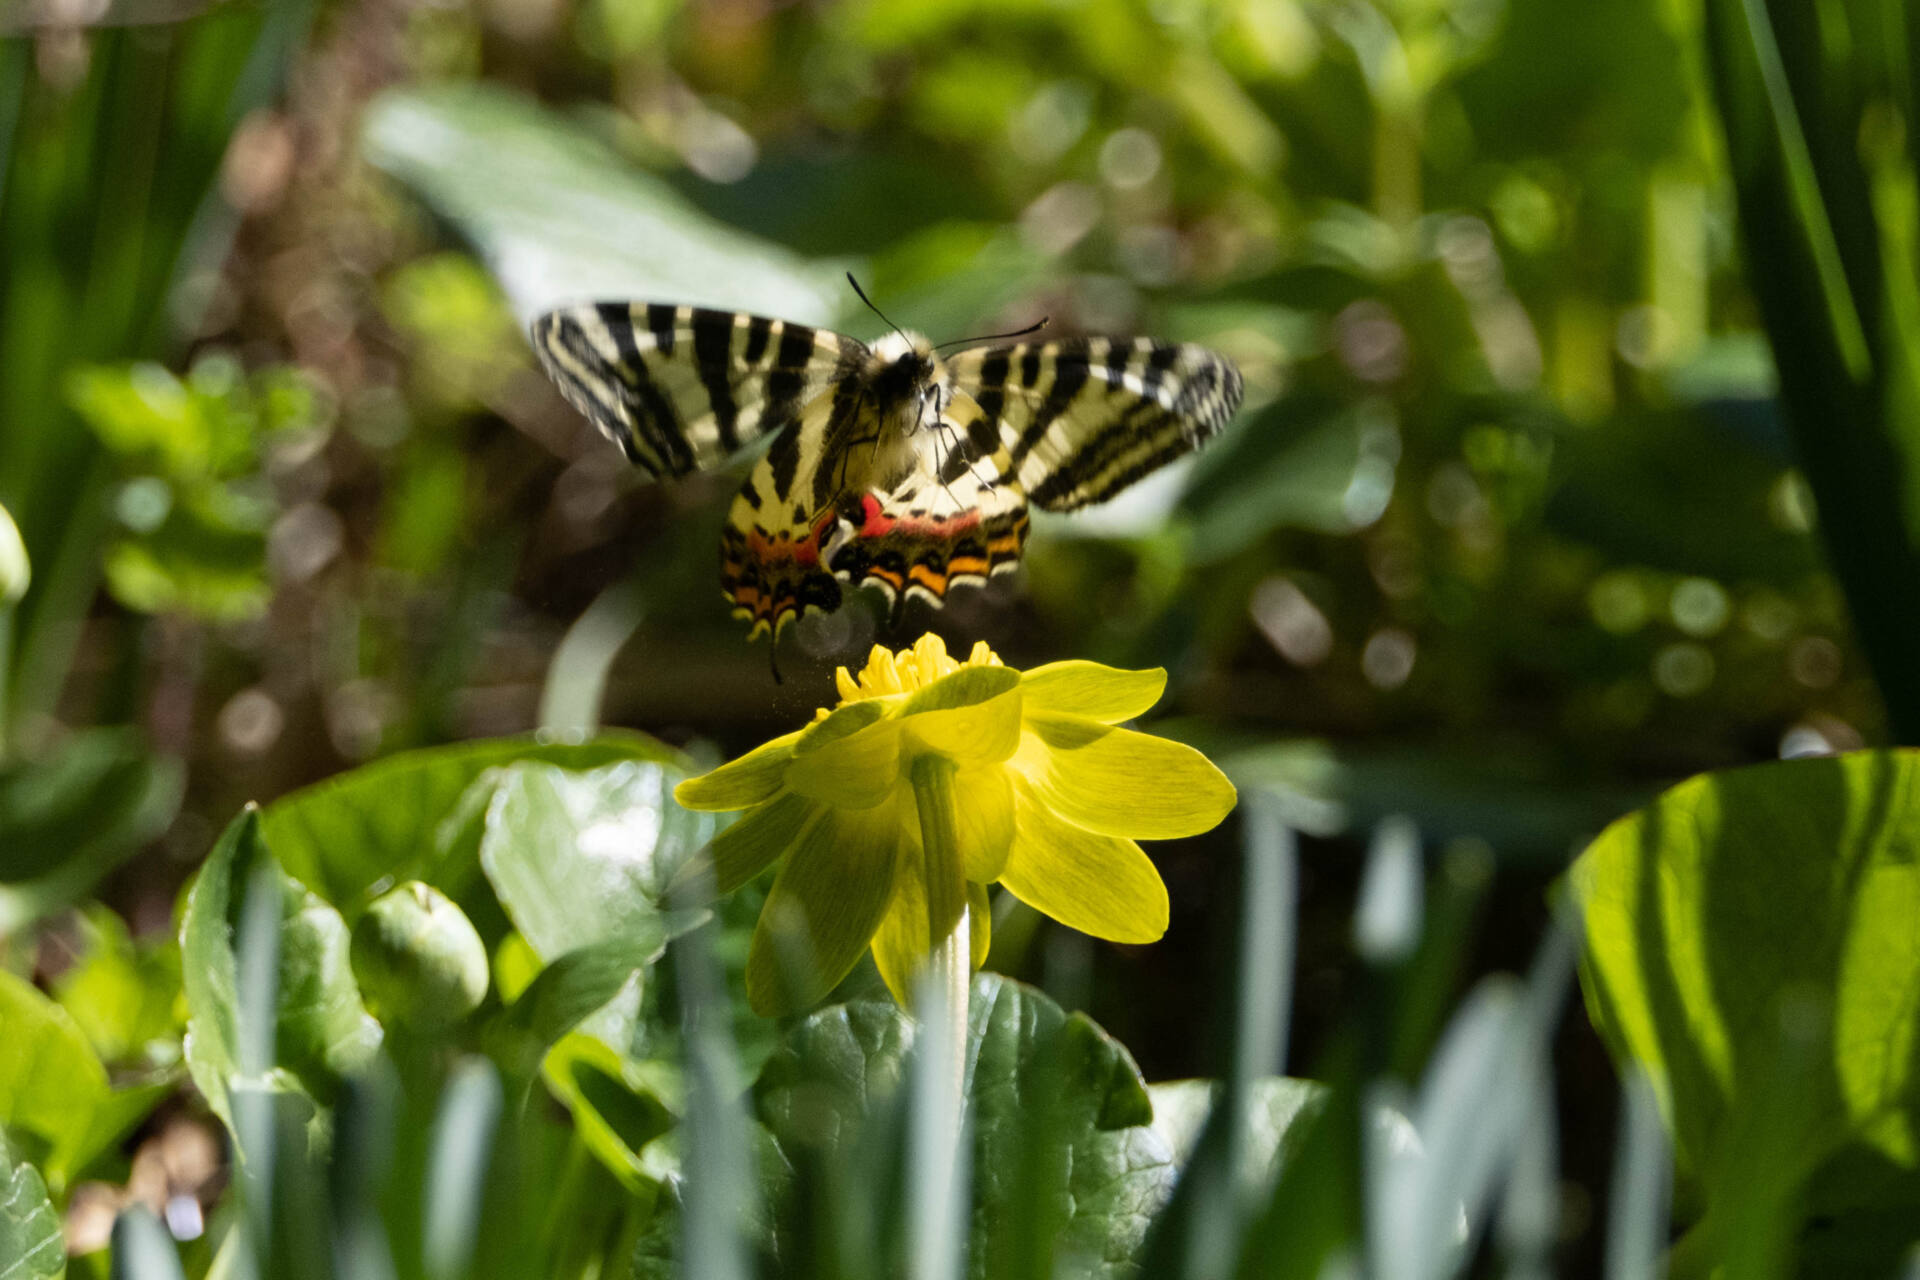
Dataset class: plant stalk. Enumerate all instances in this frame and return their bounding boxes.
[908,752,970,1280]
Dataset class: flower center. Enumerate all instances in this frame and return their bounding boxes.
[831,633,1003,705]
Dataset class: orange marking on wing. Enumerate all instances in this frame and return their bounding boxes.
[908,564,948,593]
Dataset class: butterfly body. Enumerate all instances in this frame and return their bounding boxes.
[532,300,1242,642]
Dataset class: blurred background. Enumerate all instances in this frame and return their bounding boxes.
[0,0,1876,1268]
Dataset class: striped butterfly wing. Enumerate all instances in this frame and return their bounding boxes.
[945,336,1244,511]
[531,303,864,478]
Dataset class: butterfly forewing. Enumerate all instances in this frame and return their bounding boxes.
[531,303,862,478]
[946,336,1244,512]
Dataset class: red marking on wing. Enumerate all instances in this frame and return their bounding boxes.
[856,492,982,540]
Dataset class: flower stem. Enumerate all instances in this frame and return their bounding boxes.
[908,752,970,1280]
[908,752,970,1083]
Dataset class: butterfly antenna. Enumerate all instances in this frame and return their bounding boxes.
[847,273,905,342]
[935,316,1050,352]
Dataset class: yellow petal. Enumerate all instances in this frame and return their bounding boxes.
[746,800,903,1016]
[785,717,902,808]
[794,698,890,753]
[688,791,815,896]
[1012,712,1237,840]
[1018,662,1167,724]
[674,730,802,811]
[998,782,1168,943]
[969,881,991,970]
[899,663,1020,715]
[906,687,1023,764]
[955,764,1014,882]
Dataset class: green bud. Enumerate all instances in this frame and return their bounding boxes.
[350,881,489,1026]
[0,503,27,605]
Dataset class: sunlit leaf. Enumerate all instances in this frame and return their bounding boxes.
[1571,750,1920,1261]
[0,970,109,1184]
[478,758,715,962]
[361,84,849,329]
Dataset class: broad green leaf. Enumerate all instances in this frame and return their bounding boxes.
[259,732,683,911]
[1146,1078,1325,1178]
[360,84,850,330]
[0,730,183,932]
[752,974,1174,1280]
[1570,750,1920,1238]
[479,759,715,962]
[0,971,108,1185]
[180,809,381,1134]
[0,1128,63,1280]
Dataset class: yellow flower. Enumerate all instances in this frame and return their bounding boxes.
[673,634,1237,1016]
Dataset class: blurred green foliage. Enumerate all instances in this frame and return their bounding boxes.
[2,0,1918,1273]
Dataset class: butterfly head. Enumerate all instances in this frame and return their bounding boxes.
[870,329,934,368]
[866,330,947,433]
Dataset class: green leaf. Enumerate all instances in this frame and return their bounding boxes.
[0,729,183,932]
[1570,750,1920,1254]
[0,1129,64,1280]
[1703,0,1920,739]
[502,935,672,1050]
[53,905,183,1069]
[479,759,715,962]
[360,84,850,330]
[543,1008,680,1193]
[180,808,382,1134]
[101,485,271,623]
[752,974,1175,1280]
[1145,1078,1325,1178]
[259,731,685,911]
[0,970,108,1186]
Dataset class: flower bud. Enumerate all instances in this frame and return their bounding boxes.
[350,881,488,1026]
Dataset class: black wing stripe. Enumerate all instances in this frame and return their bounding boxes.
[597,303,694,474]
[646,303,678,357]
[533,313,663,475]
[743,313,774,365]
[812,379,868,509]
[691,307,742,453]
[1006,349,1091,473]
[762,323,818,433]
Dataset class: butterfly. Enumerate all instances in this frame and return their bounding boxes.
[531,280,1243,663]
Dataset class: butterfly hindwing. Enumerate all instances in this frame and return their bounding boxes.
[946,336,1244,512]
[531,303,862,478]
[824,455,1030,611]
